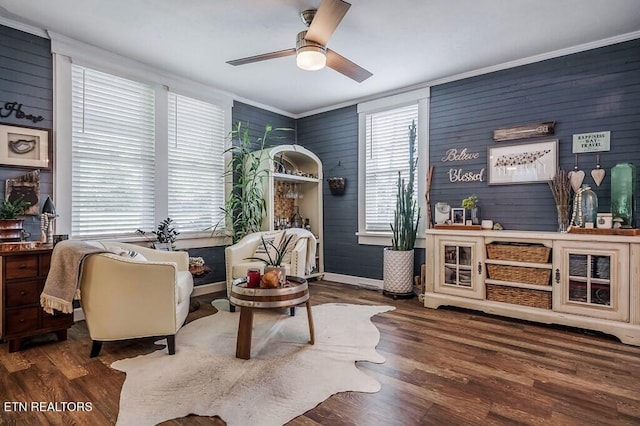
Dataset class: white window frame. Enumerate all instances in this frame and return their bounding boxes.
[51,32,232,247]
[357,88,430,247]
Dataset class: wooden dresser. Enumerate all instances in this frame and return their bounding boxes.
[0,246,74,352]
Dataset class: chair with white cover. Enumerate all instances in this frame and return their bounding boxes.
[224,229,316,312]
[79,241,193,357]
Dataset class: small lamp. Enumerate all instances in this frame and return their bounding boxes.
[40,196,56,244]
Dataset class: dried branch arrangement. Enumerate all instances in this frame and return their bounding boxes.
[548,169,572,206]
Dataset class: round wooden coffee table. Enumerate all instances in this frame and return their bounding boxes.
[230,276,314,360]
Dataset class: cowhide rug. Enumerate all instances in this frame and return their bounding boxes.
[111,300,393,425]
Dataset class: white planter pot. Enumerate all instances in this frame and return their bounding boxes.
[383,248,414,295]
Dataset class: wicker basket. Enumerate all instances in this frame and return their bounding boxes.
[486,243,551,263]
[487,264,551,286]
[486,284,552,309]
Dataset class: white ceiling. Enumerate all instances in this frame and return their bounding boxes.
[1,0,639,117]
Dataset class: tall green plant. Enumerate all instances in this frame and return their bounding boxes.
[390,120,420,251]
[221,122,291,243]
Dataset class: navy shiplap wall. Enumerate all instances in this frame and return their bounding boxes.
[298,106,424,280]
[232,101,296,148]
[430,38,640,231]
[0,25,53,239]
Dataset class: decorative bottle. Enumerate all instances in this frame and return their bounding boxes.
[290,206,302,228]
[611,163,636,227]
[572,184,598,227]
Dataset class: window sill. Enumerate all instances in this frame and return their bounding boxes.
[75,231,231,249]
[356,232,425,248]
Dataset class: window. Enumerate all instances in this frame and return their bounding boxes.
[168,93,226,231]
[71,66,156,236]
[357,88,429,245]
[364,103,419,231]
[69,64,228,238]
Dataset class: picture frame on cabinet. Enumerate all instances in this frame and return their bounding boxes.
[488,139,558,185]
[0,124,50,169]
[451,208,465,224]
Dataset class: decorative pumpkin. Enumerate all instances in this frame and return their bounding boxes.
[260,270,280,288]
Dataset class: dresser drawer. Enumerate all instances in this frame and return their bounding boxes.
[5,255,39,279]
[41,311,73,330]
[6,281,39,307]
[39,253,51,276]
[5,307,39,335]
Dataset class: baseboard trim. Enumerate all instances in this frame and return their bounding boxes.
[192,281,226,296]
[72,281,227,323]
[322,273,383,290]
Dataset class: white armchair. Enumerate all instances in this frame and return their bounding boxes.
[225,229,316,311]
[79,241,193,357]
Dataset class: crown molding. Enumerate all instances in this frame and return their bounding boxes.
[0,14,48,38]
[296,30,640,118]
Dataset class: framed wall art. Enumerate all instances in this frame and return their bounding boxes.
[488,139,558,185]
[0,124,50,169]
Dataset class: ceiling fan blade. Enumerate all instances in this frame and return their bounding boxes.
[326,49,372,83]
[305,0,351,45]
[227,48,296,66]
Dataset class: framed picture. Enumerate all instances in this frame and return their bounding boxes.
[5,170,40,216]
[0,124,50,169]
[451,208,465,224]
[488,139,558,185]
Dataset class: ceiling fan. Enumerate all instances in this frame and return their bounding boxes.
[226,0,372,83]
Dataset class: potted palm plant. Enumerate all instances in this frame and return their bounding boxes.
[217,122,292,243]
[383,120,420,299]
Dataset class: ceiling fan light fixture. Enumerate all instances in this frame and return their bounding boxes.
[296,30,326,71]
[296,46,326,70]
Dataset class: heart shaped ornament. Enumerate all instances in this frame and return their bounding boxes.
[591,168,606,187]
[568,170,585,192]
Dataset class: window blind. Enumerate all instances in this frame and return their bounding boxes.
[364,104,419,231]
[71,65,156,237]
[168,93,226,232]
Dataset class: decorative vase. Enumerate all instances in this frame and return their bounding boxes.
[572,184,598,227]
[469,207,480,225]
[556,204,570,233]
[579,184,598,227]
[383,248,414,297]
[611,163,636,227]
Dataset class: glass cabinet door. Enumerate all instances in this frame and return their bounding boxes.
[435,237,484,300]
[554,242,629,321]
[567,254,612,306]
[444,245,473,287]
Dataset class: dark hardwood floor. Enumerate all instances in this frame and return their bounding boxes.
[1,280,640,425]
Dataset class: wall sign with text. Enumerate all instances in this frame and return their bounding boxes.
[441,148,485,183]
[572,131,610,153]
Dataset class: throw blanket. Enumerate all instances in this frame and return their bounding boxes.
[40,240,106,314]
[284,228,317,275]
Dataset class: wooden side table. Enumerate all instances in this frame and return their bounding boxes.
[188,263,211,312]
[0,245,74,352]
[229,276,314,360]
